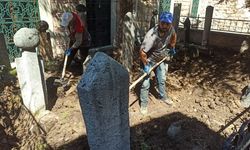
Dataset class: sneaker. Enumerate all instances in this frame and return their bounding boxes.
[140,106,148,115]
[159,96,173,105]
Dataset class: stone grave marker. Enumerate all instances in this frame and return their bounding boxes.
[121,12,136,73]
[14,28,48,114]
[77,52,130,150]
[202,6,214,47]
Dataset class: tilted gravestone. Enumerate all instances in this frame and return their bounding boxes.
[77,52,130,150]
[14,28,48,114]
[0,33,10,68]
[121,12,136,73]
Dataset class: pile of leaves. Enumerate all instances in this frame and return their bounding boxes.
[0,78,50,150]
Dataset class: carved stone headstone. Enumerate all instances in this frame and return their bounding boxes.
[15,51,47,113]
[173,3,181,33]
[202,6,214,47]
[77,52,130,150]
[14,28,40,51]
[14,28,47,114]
[121,12,136,73]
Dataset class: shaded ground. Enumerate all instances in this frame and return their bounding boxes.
[0,78,49,150]
[1,48,250,149]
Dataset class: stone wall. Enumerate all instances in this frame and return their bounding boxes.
[173,0,250,20]
[178,28,250,51]
[136,0,157,32]
[133,0,250,33]
[175,0,191,16]
[176,0,250,33]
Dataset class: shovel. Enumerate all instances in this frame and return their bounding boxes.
[129,44,170,89]
[129,55,169,90]
[54,49,71,87]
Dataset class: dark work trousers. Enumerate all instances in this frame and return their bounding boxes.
[65,46,89,69]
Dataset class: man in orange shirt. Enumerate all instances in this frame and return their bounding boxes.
[61,12,91,69]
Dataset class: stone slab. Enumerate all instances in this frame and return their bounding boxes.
[15,51,47,114]
[77,52,130,150]
[121,12,136,73]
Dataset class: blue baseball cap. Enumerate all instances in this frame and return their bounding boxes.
[159,12,173,23]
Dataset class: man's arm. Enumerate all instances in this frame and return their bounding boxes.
[140,49,148,65]
[169,32,177,48]
[71,32,83,49]
[140,28,155,65]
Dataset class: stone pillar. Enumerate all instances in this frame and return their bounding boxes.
[202,6,214,47]
[77,52,130,150]
[121,12,136,73]
[184,17,191,46]
[14,28,48,114]
[0,33,10,68]
[173,3,181,33]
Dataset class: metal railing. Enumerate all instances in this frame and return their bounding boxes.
[0,0,40,62]
[211,18,250,33]
[179,16,250,34]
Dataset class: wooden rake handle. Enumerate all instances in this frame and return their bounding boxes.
[129,56,168,90]
[61,55,68,79]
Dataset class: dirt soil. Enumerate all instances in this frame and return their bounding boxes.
[1,49,250,150]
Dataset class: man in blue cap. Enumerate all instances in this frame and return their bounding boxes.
[139,11,177,115]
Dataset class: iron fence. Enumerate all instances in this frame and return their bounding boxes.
[159,0,171,13]
[0,0,40,62]
[180,16,250,34]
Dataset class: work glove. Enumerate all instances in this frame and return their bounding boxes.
[169,48,176,56]
[65,48,72,56]
[143,63,151,74]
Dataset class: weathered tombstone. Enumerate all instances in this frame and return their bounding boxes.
[173,3,181,33]
[14,28,48,114]
[202,6,214,47]
[77,52,130,150]
[14,28,40,51]
[0,33,11,68]
[121,12,136,73]
[184,17,191,46]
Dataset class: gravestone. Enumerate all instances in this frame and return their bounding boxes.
[184,17,191,46]
[0,33,10,68]
[173,3,181,33]
[14,28,48,114]
[77,52,130,150]
[121,12,136,73]
[14,28,40,50]
[202,6,214,47]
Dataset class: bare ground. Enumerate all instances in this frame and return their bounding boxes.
[1,49,250,150]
